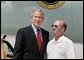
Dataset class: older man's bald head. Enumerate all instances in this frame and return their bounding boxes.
[54,20,67,32]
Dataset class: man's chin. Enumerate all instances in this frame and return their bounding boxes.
[35,25,40,28]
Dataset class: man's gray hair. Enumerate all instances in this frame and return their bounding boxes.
[31,9,44,17]
[63,22,67,32]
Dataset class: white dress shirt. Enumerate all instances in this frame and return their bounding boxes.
[47,35,75,59]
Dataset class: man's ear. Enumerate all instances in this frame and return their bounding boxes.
[61,27,65,32]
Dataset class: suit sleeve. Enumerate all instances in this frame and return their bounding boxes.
[13,29,25,59]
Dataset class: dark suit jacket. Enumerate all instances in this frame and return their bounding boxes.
[13,25,49,59]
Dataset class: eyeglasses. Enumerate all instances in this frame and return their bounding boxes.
[52,25,58,28]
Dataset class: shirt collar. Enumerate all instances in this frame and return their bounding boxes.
[31,24,37,32]
[53,35,65,43]
[31,24,41,32]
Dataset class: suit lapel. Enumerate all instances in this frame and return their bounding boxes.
[40,29,46,50]
[29,26,47,52]
[29,25,40,52]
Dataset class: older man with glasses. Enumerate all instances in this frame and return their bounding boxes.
[47,20,75,59]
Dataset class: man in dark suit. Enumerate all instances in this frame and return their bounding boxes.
[13,9,49,59]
